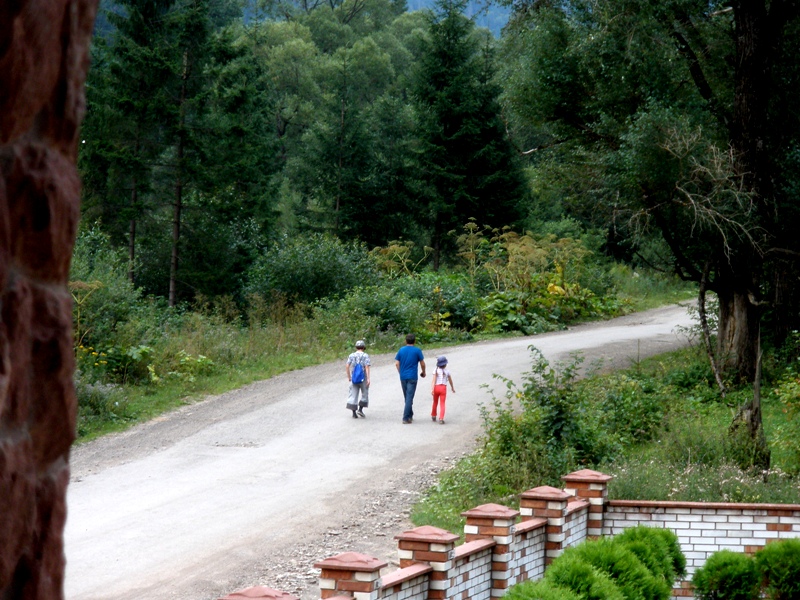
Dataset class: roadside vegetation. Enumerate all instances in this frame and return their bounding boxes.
[411,329,800,535]
[72,221,692,441]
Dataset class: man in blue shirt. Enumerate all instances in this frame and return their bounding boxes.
[395,333,426,424]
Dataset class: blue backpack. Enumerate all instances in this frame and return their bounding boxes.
[351,362,365,384]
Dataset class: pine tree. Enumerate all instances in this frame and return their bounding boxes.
[412,0,527,268]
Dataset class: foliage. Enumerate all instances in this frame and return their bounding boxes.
[412,343,799,533]
[74,371,130,437]
[755,539,800,600]
[508,528,684,600]
[506,580,581,600]
[246,233,379,304]
[772,364,800,475]
[568,538,671,600]
[545,552,626,600]
[412,0,528,266]
[70,224,145,348]
[615,525,686,583]
[692,551,760,600]
[499,0,800,382]
[454,223,624,333]
[315,284,427,336]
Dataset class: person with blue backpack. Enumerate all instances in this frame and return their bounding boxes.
[346,340,371,418]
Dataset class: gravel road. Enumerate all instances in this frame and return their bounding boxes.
[64,303,694,600]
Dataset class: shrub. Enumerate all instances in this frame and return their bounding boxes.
[599,375,666,444]
[545,551,626,600]
[615,525,686,583]
[70,224,145,349]
[755,539,800,600]
[506,579,581,600]
[75,371,129,436]
[571,538,663,600]
[316,285,427,336]
[692,550,760,600]
[388,272,481,331]
[570,537,671,600]
[246,233,379,304]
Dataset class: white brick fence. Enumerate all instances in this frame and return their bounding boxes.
[220,469,800,600]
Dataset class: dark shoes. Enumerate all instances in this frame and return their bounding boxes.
[431,416,436,421]
[402,419,411,424]
[352,410,358,418]
[357,408,365,418]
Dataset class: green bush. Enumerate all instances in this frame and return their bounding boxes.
[70,224,146,349]
[316,285,427,336]
[692,550,760,600]
[614,525,683,584]
[246,233,379,304]
[571,537,671,600]
[755,539,800,600]
[388,272,481,331]
[506,579,581,600]
[599,375,666,444]
[75,371,130,436]
[545,552,626,600]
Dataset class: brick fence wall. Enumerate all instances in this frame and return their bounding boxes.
[220,469,800,600]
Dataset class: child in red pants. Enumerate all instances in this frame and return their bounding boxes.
[430,356,456,424]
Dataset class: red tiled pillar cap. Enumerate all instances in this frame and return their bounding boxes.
[562,469,613,484]
[220,587,299,600]
[395,525,459,544]
[461,503,520,520]
[521,486,571,501]
[314,552,388,572]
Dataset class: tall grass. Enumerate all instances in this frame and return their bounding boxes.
[411,346,799,534]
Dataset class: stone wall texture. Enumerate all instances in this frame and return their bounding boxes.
[0,0,98,597]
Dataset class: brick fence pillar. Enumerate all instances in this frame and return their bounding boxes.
[462,503,520,597]
[395,525,459,600]
[562,469,612,539]
[315,552,387,600]
[219,587,300,600]
[520,486,570,564]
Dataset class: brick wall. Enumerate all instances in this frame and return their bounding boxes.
[604,500,800,596]
[221,469,800,600]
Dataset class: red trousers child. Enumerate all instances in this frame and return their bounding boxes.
[431,384,448,422]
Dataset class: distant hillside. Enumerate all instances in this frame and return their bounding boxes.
[407,0,510,35]
[93,0,511,40]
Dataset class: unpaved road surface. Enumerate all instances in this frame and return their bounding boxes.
[65,304,694,600]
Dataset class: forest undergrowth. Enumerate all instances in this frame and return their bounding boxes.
[71,222,691,441]
[411,342,800,536]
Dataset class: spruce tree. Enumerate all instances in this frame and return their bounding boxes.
[412,0,527,268]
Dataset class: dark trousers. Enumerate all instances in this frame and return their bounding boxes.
[400,379,417,422]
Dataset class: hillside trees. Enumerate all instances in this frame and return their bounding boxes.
[499,0,800,386]
[413,0,528,269]
[79,0,531,301]
[80,0,176,285]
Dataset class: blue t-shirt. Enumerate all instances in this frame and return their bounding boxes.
[395,345,424,380]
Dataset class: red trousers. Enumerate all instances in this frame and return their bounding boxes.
[431,384,447,420]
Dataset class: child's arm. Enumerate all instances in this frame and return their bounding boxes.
[448,374,455,393]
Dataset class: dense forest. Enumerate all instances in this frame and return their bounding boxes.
[79,0,800,390]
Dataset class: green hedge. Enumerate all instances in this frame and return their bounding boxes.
[692,540,800,600]
[508,526,684,600]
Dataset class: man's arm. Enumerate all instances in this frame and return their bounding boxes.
[419,359,426,378]
[395,360,400,372]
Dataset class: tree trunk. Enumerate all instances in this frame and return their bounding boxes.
[716,281,759,383]
[129,181,137,285]
[169,51,188,307]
